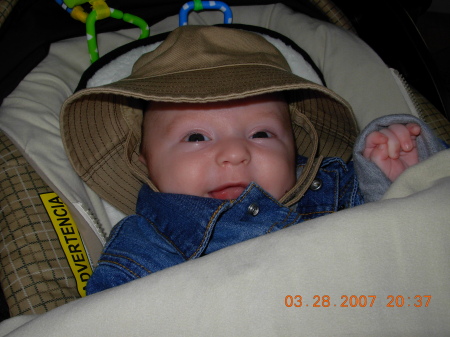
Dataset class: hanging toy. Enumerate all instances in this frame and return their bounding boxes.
[179,0,233,26]
[55,0,150,63]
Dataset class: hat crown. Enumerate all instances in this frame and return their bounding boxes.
[130,26,291,80]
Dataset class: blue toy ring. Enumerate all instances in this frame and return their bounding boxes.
[179,1,233,26]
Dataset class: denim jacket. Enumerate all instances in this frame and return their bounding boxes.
[86,156,363,294]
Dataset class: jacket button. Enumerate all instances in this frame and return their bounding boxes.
[247,203,260,216]
[309,178,323,191]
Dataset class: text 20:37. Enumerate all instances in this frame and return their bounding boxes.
[284,295,432,308]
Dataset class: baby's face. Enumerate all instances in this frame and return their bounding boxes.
[139,94,297,200]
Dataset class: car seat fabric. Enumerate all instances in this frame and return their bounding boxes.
[0,132,80,316]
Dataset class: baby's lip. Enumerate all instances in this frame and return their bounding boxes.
[209,183,248,200]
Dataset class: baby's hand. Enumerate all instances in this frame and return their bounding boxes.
[363,123,421,181]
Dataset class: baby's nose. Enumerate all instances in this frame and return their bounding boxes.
[216,138,251,166]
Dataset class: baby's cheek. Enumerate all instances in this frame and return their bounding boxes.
[264,163,296,199]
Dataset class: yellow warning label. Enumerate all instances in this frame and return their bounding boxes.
[39,192,92,297]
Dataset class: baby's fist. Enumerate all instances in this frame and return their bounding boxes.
[363,123,420,181]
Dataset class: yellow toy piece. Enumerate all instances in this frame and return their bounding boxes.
[70,6,88,23]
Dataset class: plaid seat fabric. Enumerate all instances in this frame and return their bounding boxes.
[0,131,80,316]
[413,88,450,144]
[0,0,19,29]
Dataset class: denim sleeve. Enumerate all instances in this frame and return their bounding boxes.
[353,114,446,202]
[85,259,140,295]
[86,215,186,295]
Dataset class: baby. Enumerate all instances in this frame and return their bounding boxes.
[60,25,442,295]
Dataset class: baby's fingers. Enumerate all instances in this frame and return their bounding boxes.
[379,128,401,158]
[365,131,388,147]
[406,123,421,137]
[363,131,388,159]
[388,124,418,152]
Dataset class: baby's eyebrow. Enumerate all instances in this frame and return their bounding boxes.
[143,109,182,137]
[163,114,197,135]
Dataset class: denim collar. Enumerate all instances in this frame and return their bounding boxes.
[136,183,298,259]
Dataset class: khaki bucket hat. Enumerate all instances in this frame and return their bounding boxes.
[61,25,358,215]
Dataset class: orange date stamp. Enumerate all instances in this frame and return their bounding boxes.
[284,295,432,308]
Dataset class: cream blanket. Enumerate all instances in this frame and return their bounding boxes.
[1,149,449,336]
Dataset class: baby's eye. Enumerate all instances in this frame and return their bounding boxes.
[185,133,210,142]
[251,131,272,139]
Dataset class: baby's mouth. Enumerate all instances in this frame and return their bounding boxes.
[209,183,248,200]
